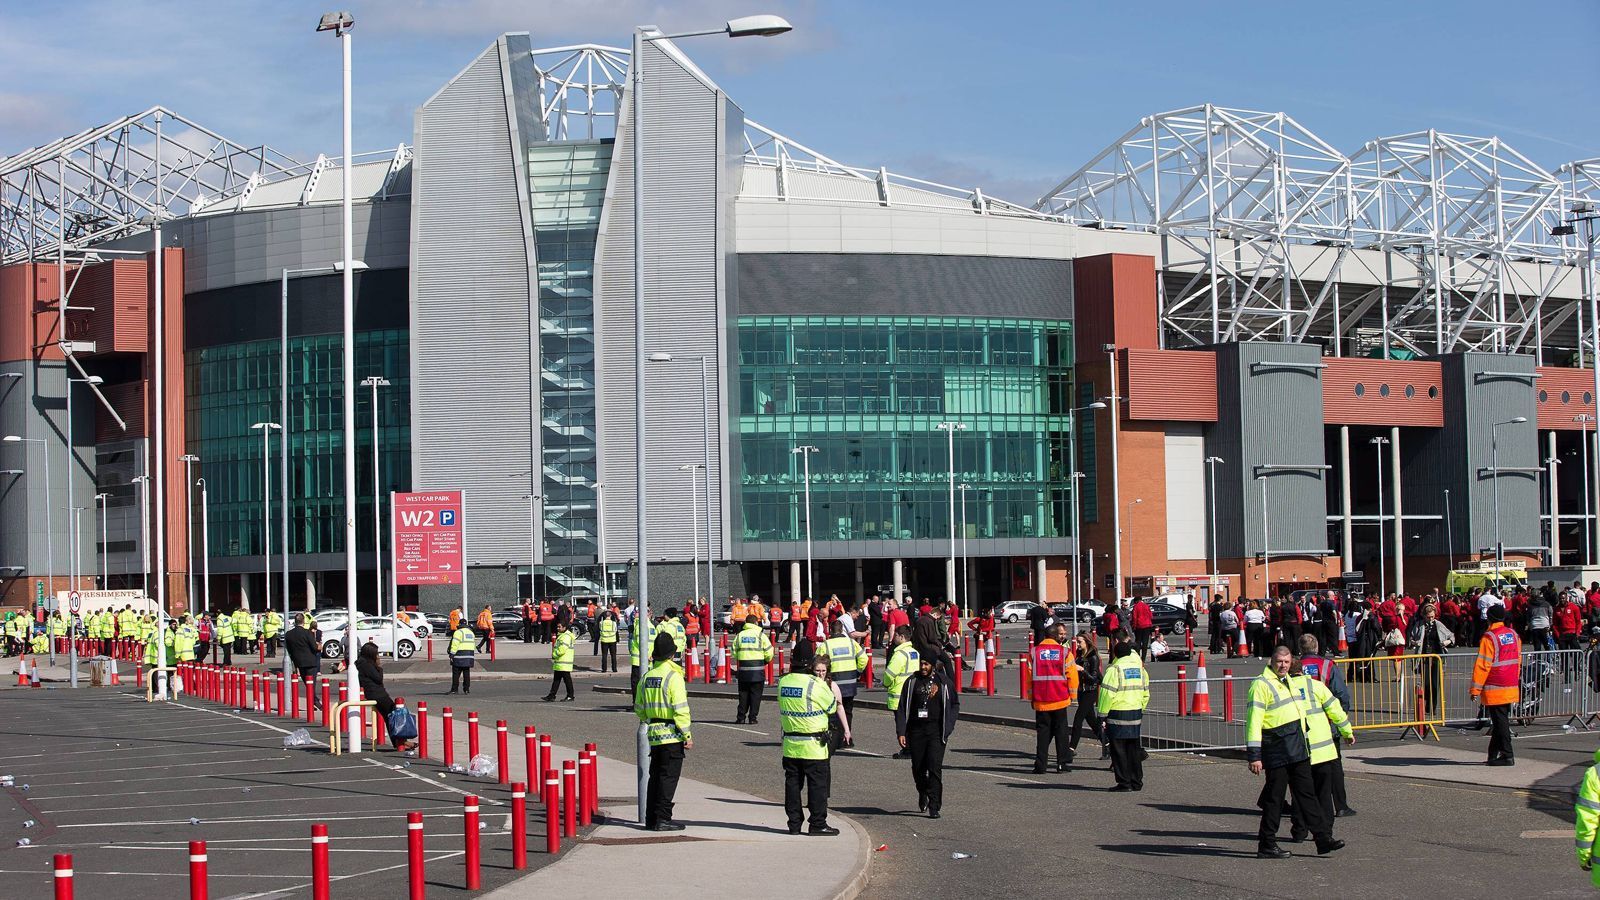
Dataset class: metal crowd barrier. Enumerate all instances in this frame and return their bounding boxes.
[1441,647,1590,728]
[1138,675,1247,753]
[1336,653,1445,738]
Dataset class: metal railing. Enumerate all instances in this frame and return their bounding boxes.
[1335,653,1446,739]
[328,700,377,756]
[1441,647,1590,728]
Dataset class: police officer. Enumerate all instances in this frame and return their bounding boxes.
[144,624,175,698]
[215,607,235,665]
[231,606,252,656]
[543,619,576,702]
[174,615,199,664]
[635,633,692,831]
[778,650,839,835]
[1030,623,1079,774]
[1297,633,1356,816]
[1096,639,1149,792]
[821,620,867,748]
[1574,748,1600,889]
[1246,645,1342,858]
[1283,656,1353,845]
[658,608,687,662]
[1471,605,1521,766]
[733,614,774,724]
[883,626,919,758]
[597,609,619,673]
[262,609,283,658]
[447,617,476,694]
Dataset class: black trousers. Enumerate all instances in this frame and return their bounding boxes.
[631,665,642,694]
[1330,743,1349,811]
[907,726,945,812]
[196,641,210,664]
[476,628,492,651]
[264,635,278,657]
[736,680,763,722]
[451,665,471,692]
[220,642,232,665]
[1486,703,1514,762]
[545,671,574,700]
[600,643,617,672]
[1034,708,1071,769]
[1108,737,1143,789]
[782,755,830,830]
[1134,628,1154,660]
[521,620,534,643]
[1069,695,1104,749]
[297,666,323,707]
[647,742,686,827]
[1258,759,1328,848]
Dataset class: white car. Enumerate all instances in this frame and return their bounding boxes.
[993,600,1041,623]
[320,616,422,660]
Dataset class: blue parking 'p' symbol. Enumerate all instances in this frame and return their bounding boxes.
[441,510,457,526]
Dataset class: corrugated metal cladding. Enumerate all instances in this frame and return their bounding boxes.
[735,254,1073,319]
[1124,349,1218,420]
[596,39,733,563]
[1534,366,1598,429]
[410,37,539,564]
[1213,342,1329,561]
[1321,358,1443,426]
[1071,253,1159,361]
[1165,424,1208,560]
[76,259,149,354]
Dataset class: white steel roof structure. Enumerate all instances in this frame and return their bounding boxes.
[0,106,300,265]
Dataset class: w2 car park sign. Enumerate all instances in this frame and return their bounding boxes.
[393,491,465,585]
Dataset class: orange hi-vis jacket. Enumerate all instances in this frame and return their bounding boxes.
[1030,638,1079,712]
[1472,623,1521,707]
[476,607,494,630]
[539,602,554,622]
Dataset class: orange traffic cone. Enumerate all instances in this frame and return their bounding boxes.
[29,659,40,687]
[1337,629,1348,655]
[15,656,28,686]
[1190,652,1213,715]
[969,644,990,692]
[686,643,701,680]
[1237,626,1248,657]
[109,658,121,686]
[715,635,729,684]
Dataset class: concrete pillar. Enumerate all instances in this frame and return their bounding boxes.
[892,558,904,603]
[1391,426,1403,595]
[305,572,318,610]
[1549,430,1562,565]
[854,558,864,604]
[945,557,957,608]
[1035,556,1048,605]
[966,557,980,611]
[789,560,801,605]
[1340,426,1354,573]
[238,575,250,612]
[770,560,779,600]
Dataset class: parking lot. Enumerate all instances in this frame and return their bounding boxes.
[0,687,560,899]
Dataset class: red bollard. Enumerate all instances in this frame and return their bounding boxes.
[406,812,425,900]
[417,702,430,759]
[427,636,433,661]
[539,735,552,795]
[443,707,455,768]
[952,653,963,690]
[1176,665,1188,717]
[321,680,331,729]
[511,782,528,869]
[189,840,208,900]
[525,726,538,790]
[276,672,286,717]
[135,663,144,687]
[986,649,996,696]
[577,753,592,826]
[1019,653,1032,701]
[463,795,481,890]
[53,853,73,900]
[1223,670,1235,722]
[562,760,577,838]
[490,635,497,661]
[310,823,330,900]
[584,742,599,818]
[254,670,263,711]
[291,675,300,718]
[467,712,480,760]
[545,769,561,853]
[496,720,509,784]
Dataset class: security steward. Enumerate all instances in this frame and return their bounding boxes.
[232,606,255,655]
[1246,645,1342,858]
[1030,623,1079,774]
[1283,657,1354,844]
[821,620,867,747]
[543,619,576,702]
[1297,633,1357,816]
[1095,639,1149,792]
[629,611,648,692]
[778,649,839,835]
[447,616,476,694]
[597,609,619,673]
[733,614,774,724]
[1574,747,1600,889]
[635,632,692,831]
[884,626,919,757]
[538,599,555,643]
[262,609,283,658]
[658,608,688,662]
[215,608,235,665]
[174,615,199,663]
[1471,605,1521,766]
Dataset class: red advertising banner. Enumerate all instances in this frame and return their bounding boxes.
[392,491,464,585]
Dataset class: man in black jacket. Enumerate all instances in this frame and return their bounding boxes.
[284,620,322,708]
[895,655,959,818]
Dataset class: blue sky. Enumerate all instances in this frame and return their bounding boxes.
[3,0,1597,204]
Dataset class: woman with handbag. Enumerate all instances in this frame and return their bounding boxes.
[356,641,415,752]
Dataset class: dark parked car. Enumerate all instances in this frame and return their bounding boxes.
[1094,600,1189,636]
[1050,603,1099,625]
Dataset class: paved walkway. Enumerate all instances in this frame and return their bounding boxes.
[412,696,872,900]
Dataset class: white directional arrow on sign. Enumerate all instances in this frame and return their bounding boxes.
[439,563,453,570]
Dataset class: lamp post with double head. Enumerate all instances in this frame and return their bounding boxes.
[251,423,281,619]
[791,446,819,602]
[934,421,967,613]
[179,454,199,614]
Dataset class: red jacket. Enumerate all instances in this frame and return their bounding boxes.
[1555,601,1583,637]
[1130,601,1153,630]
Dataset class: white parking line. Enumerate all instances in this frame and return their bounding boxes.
[39,787,466,815]
[13,747,279,776]
[56,810,472,829]
[700,722,769,736]
[226,851,465,900]
[0,868,305,879]
[360,757,507,805]
[35,773,439,802]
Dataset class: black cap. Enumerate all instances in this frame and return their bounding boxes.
[652,632,677,661]
[664,607,679,618]
[1487,605,1506,623]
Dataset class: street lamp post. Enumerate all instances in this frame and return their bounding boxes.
[1556,204,1600,568]
[1490,417,1528,570]
[179,454,199,614]
[94,492,109,589]
[1105,343,1124,604]
[362,375,390,654]
[791,446,819,601]
[130,475,150,602]
[647,352,717,651]
[958,483,971,615]
[197,477,210,611]
[1443,488,1454,572]
[1578,415,1596,566]
[251,423,281,619]
[595,482,609,602]
[523,494,541,603]
[629,12,793,825]
[935,421,967,612]
[680,464,705,610]
[1068,400,1106,616]
[1370,436,1389,597]
[1205,456,1224,601]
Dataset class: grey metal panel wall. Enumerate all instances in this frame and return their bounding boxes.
[410,39,537,566]
[741,538,1072,563]
[596,39,732,565]
[1423,354,1539,556]
[737,253,1074,319]
[1212,342,1329,560]
[0,361,95,587]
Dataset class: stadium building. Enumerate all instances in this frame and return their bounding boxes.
[2,31,1599,612]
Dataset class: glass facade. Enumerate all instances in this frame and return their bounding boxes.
[736,315,1075,546]
[529,140,611,587]
[185,330,411,558]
